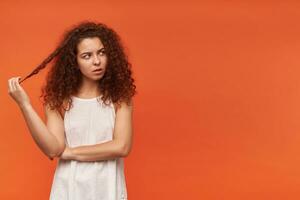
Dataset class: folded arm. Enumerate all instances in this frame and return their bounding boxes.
[64,101,133,162]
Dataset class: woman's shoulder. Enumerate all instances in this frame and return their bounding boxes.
[112,99,133,113]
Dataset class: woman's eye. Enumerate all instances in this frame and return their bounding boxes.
[83,54,90,59]
[99,50,106,55]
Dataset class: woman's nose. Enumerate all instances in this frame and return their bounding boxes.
[93,55,100,65]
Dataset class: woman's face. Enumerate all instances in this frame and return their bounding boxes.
[76,37,107,82]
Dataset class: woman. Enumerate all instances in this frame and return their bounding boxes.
[8,21,136,200]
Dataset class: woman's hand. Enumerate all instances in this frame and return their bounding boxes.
[8,77,31,108]
[59,146,75,160]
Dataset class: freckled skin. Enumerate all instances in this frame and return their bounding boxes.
[76,37,108,83]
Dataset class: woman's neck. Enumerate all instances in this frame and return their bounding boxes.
[75,79,102,98]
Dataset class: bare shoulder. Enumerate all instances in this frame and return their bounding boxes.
[44,104,63,120]
[113,100,133,114]
[44,98,70,120]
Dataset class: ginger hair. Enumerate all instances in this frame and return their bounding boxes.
[20,21,136,113]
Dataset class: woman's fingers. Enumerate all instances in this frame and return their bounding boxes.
[8,76,30,107]
[12,78,17,91]
[12,77,19,91]
[8,76,21,93]
[8,78,15,92]
[13,77,22,91]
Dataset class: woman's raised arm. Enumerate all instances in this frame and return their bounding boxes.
[8,77,65,160]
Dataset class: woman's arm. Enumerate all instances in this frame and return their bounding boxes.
[61,101,133,162]
[8,77,65,160]
[19,104,65,160]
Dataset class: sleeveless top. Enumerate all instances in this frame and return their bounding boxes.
[49,96,127,200]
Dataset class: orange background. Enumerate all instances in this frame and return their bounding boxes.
[1,0,300,199]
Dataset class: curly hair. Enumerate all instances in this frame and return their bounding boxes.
[20,21,136,114]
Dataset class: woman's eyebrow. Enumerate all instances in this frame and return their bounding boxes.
[80,47,105,55]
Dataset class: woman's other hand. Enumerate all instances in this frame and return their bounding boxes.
[8,77,31,108]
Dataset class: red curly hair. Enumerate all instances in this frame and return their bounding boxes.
[20,21,136,113]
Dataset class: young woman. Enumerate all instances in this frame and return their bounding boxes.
[8,21,136,200]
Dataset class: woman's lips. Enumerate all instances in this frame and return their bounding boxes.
[93,68,104,74]
[93,68,103,72]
